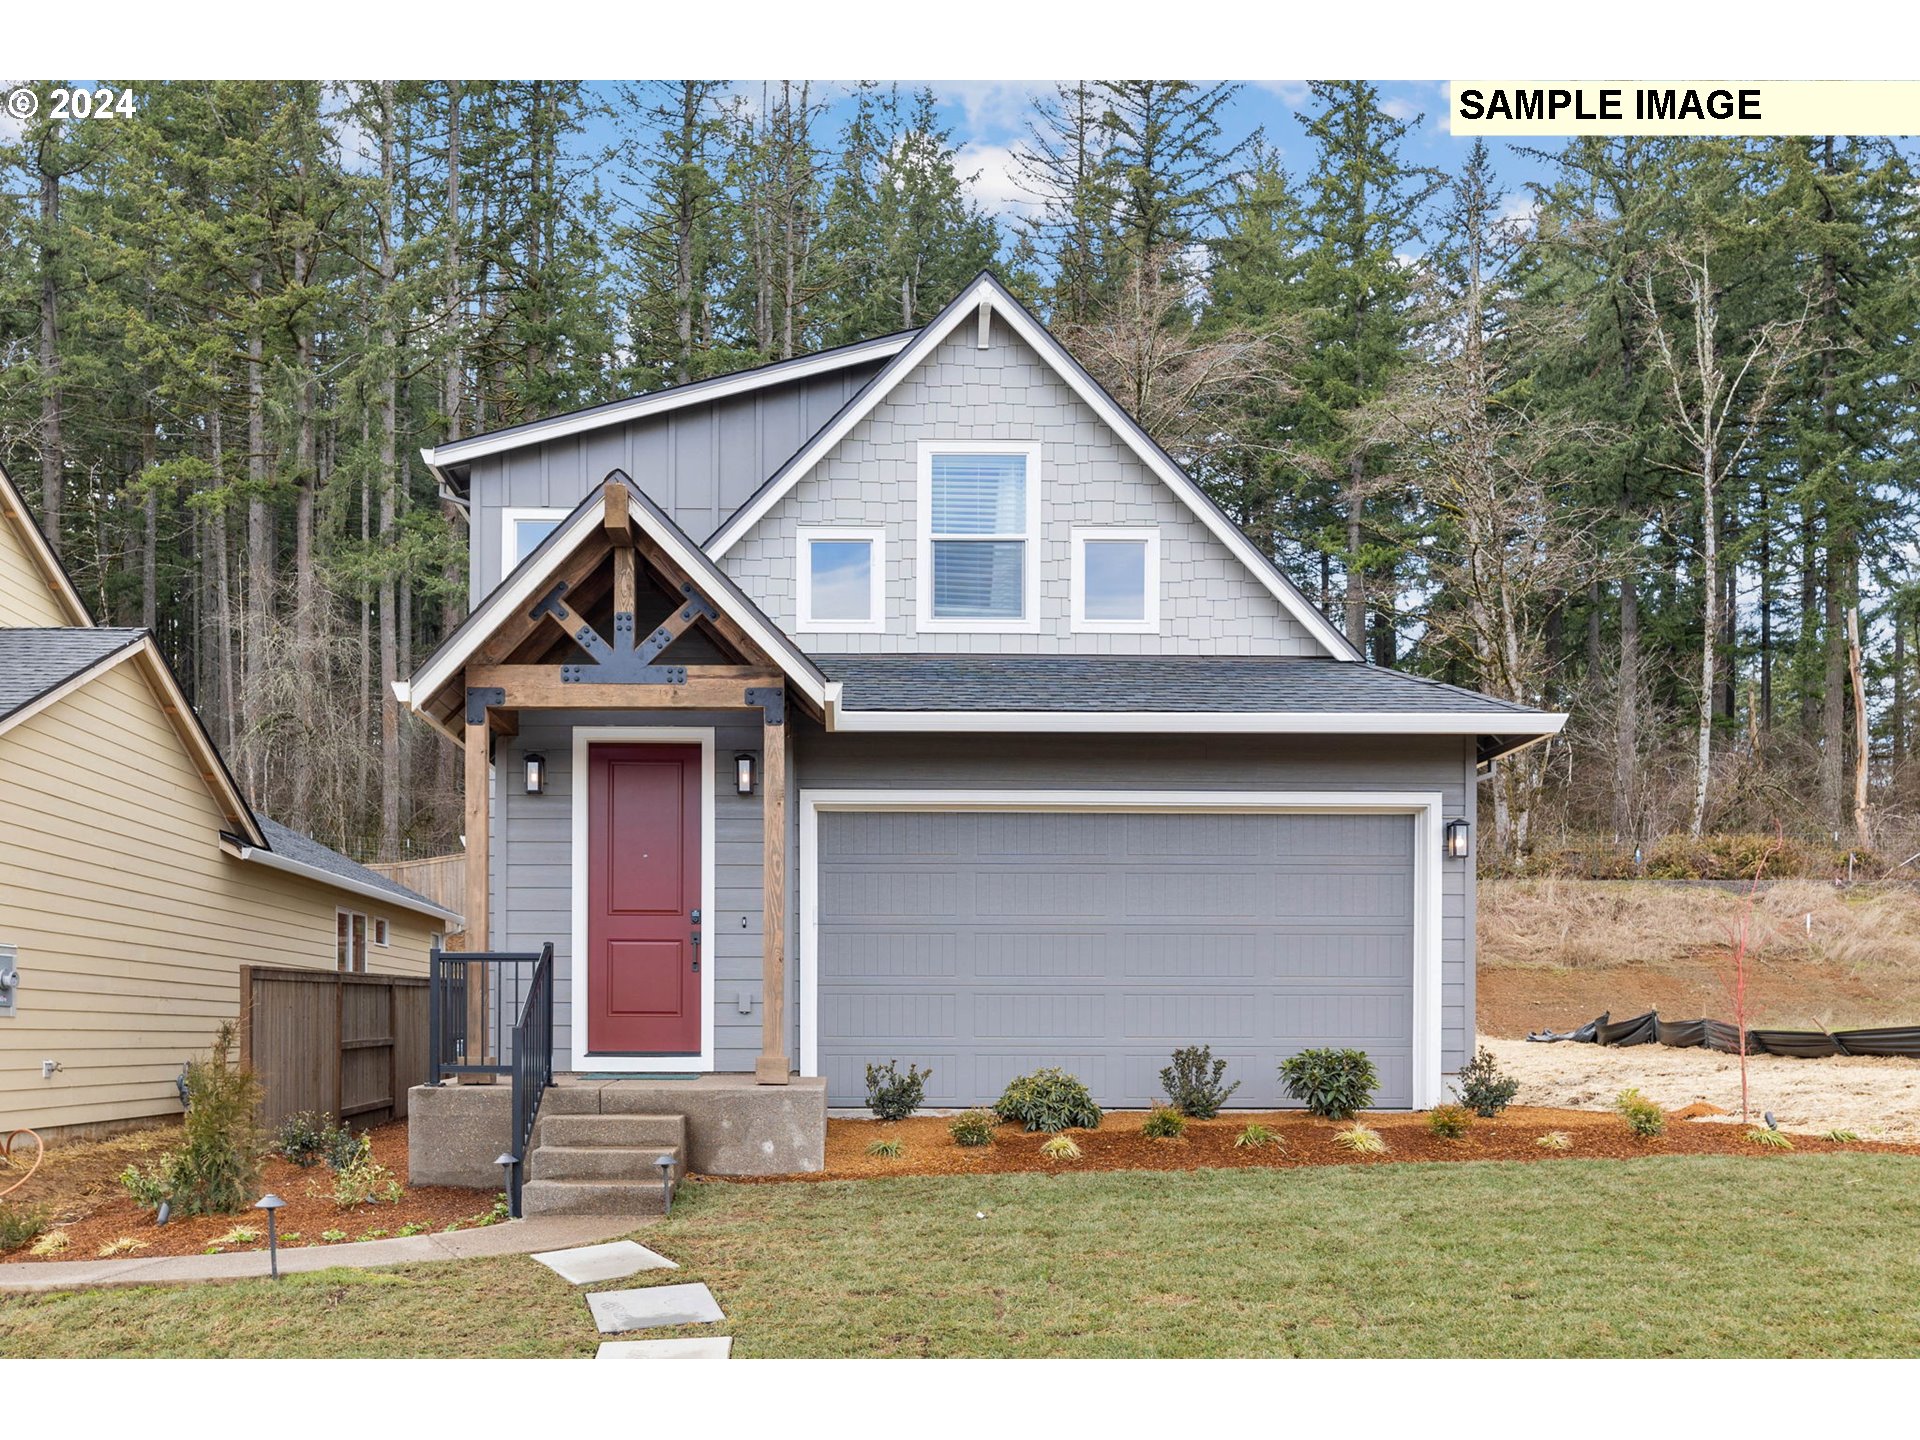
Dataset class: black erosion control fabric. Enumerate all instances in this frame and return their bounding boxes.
[1529,1011,1920,1059]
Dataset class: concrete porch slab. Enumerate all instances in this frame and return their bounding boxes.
[597,1337,733,1359]
[587,1281,725,1333]
[531,1239,678,1284]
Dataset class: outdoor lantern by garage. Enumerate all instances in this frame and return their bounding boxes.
[524,752,546,795]
[735,752,756,796]
[1445,818,1471,859]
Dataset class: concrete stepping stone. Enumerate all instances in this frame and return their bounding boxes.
[587,1281,725,1333]
[531,1240,677,1285]
[597,1337,733,1359]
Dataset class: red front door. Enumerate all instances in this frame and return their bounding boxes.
[586,743,702,1056]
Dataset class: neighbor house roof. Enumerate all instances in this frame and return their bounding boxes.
[819,654,1565,762]
[219,818,461,924]
[418,331,914,502]
[0,627,148,724]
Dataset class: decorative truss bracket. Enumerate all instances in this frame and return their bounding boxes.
[466,686,506,725]
[745,685,785,726]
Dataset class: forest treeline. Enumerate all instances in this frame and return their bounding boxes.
[2,80,1915,864]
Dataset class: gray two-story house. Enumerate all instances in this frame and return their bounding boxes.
[401,273,1562,1204]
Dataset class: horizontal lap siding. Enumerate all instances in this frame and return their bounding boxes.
[796,728,1475,1074]
[496,710,775,1071]
[0,511,70,625]
[0,664,435,1133]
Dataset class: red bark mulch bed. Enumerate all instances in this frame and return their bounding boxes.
[1,1121,501,1264]
[710,1104,1920,1185]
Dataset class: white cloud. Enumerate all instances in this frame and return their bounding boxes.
[934,80,1049,138]
[1382,95,1423,124]
[1251,80,1312,107]
[1499,193,1541,228]
[956,140,1035,217]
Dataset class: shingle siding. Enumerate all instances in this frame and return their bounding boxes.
[720,319,1332,657]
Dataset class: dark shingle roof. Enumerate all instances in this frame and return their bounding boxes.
[254,817,450,916]
[0,628,147,721]
[819,654,1545,716]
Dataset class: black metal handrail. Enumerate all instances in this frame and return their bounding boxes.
[508,944,556,1217]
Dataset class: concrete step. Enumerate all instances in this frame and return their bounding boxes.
[521,1177,671,1217]
[529,1143,683,1182]
[537,1113,686,1149]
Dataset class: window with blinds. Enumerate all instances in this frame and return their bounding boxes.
[928,449,1031,621]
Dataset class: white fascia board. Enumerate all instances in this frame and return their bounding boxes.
[706,275,1362,663]
[420,334,912,474]
[220,837,463,924]
[826,708,1571,736]
[406,489,827,713]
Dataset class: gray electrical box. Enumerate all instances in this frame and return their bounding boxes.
[0,944,17,1019]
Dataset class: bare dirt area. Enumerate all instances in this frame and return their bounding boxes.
[703,1105,1917,1186]
[0,1120,500,1263]
[1481,1037,1920,1143]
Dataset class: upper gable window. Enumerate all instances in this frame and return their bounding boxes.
[1071,527,1160,634]
[797,526,885,633]
[917,441,1041,631]
[502,507,569,572]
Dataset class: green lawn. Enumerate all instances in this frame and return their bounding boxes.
[4,1154,1918,1357]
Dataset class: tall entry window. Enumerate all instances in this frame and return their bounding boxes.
[917,441,1040,630]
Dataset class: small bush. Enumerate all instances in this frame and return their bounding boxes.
[1748,1127,1794,1151]
[1824,1129,1860,1144]
[474,1194,511,1227]
[1536,1131,1574,1151]
[97,1237,148,1257]
[1234,1123,1282,1151]
[275,1111,337,1168]
[119,1161,169,1210]
[1332,1124,1387,1154]
[1279,1048,1378,1120]
[1158,1045,1241,1118]
[279,1232,303,1245]
[211,1224,262,1246]
[329,1134,402,1207]
[864,1059,932,1122]
[320,1229,348,1243]
[1039,1134,1081,1161]
[865,1137,904,1159]
[28,1229,70,1256]
[1426,1104,1473,1140]
[1453,1048,1521,1118]
[122,1022,266,1218]
[1614,1088,1665,1138]
[398,1221,429,1237]
[1141,1106,1187,1140]
[995,1068,1102,1133]
[0,1202,49,1254]
[948,1110,997,1147]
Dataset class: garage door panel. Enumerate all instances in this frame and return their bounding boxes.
[817,810,1416,1109]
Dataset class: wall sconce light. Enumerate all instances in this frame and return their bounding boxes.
[524,753,546,795]
[736,752,757,796]
[1444,818,1471,860]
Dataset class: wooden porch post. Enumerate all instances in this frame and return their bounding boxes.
[755,689,790,1084]
[462,698,493,1077]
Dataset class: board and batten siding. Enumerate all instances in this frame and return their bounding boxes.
[0,661,435,1134]
[794,728,1479,1076]
[0,504,71,626]
[494,709,789,1071]
[721,318,1329,657]
[465,361,884,602]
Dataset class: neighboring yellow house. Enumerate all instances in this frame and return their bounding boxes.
[0,463,461,1137]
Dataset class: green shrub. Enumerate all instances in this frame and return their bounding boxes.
[1453,1048,1521,1117]
[398,1221,429,1237]
[864,1059,932,1122]
[330,1134,403,1207]
[320,1229,347,1243]
[119,1161,169,1210]
[865,1137,904,1158]
[1234,1123,1281,1150]
[274,1111,335,1167]
[1426,1104,1473,1139]
[1614,1088,1666,1138]
[1333,1124,1387,1154]
[0,1202,49,1254]
[948,1110,997,1147]
[1141,1106,1187,1140]
[211,1224,262,1246]
[1279,1048,1378,1120]
[1039,1134,1081,1161]
[994,1068,1102,1133]
[120,1022,266,1218]
[1748,1127,1794,1151]
[1158,1044,1241,1118]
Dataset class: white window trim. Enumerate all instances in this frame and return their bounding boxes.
[1070,526,1160,634]
[915,439,1042,634]
[796,526,887,634]
[500,506,570,576]
[797,788,1447,1109]
[335,907,369,974]
[372,917,390,947]
[568,727,717,1074]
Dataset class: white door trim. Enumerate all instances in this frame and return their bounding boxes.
[570,727,716,1073]
[797,788,1448,1109]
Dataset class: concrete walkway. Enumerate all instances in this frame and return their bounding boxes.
[0,1214,654,1296]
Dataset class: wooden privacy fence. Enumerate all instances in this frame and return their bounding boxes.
[367,852,466,932]
[238,965,430,1130]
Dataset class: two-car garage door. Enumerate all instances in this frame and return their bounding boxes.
[813,808,1416,1110]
